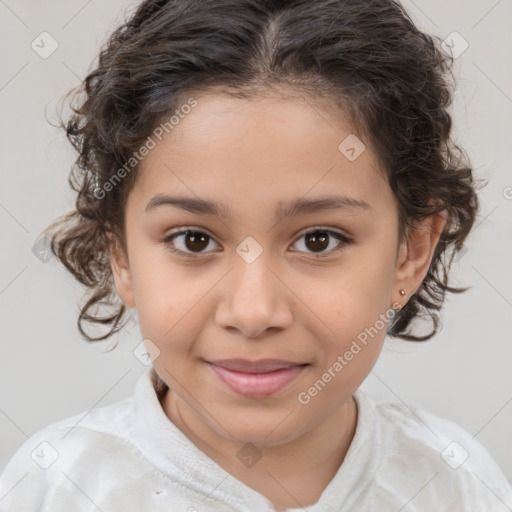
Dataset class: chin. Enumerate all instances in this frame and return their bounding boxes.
[207,408,307,447]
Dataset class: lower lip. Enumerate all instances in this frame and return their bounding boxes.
[207,363,307,398]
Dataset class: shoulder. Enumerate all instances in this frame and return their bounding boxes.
[0,395,147,510]
[355,390,512,510]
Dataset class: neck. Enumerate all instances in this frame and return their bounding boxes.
[161,389,358,510]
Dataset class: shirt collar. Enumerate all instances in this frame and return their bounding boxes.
[130,366,380,511]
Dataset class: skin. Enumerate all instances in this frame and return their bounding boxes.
[109,88,447,511]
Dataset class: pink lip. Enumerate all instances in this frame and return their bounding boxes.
[207,360,308,398]
[209,358,306,373]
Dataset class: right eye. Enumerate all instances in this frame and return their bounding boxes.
[161,229,220,258]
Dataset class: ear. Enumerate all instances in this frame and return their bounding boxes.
[392,210,448,307]
[107,233,136,308]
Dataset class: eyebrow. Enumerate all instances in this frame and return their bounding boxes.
[144,194,371,219]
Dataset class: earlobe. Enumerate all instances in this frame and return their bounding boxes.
[108,233,136,308]
[392,210,448,306]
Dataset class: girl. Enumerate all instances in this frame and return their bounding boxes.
[1,0,511,510]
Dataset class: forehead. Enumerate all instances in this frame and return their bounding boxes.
[128,91,393,217]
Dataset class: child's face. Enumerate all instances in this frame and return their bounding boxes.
[111,90,439,445]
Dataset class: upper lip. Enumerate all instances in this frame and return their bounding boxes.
[208,359,307,373]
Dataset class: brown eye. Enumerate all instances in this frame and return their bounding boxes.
[292,228,352,257]
[163,229,219,257]
[304,231,329,252]
[182,231,210,252]
[162,226,351,260]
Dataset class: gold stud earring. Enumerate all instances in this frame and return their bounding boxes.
[399,289,406,296]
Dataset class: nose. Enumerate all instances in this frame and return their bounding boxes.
[214,252,294,339]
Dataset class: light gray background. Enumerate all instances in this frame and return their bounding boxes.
[1,0,511,486]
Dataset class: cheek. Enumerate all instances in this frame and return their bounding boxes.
[128,250,209,347]
[136,286,205,348]
[294,246,395,370]
[299,299,388,412]
[297,249,395,326]
[317,297,388,377]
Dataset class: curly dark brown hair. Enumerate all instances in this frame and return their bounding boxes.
[43,0,479,344]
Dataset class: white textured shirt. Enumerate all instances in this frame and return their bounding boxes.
[1,367,511,511]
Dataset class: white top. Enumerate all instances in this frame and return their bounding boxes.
[1,367,511,511]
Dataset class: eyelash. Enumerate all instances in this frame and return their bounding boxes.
[161,226,352,260]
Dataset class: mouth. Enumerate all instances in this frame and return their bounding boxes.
[206,359,309,398]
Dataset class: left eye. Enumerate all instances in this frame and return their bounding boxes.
[291,228,351,257]
[162,228,351,258]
